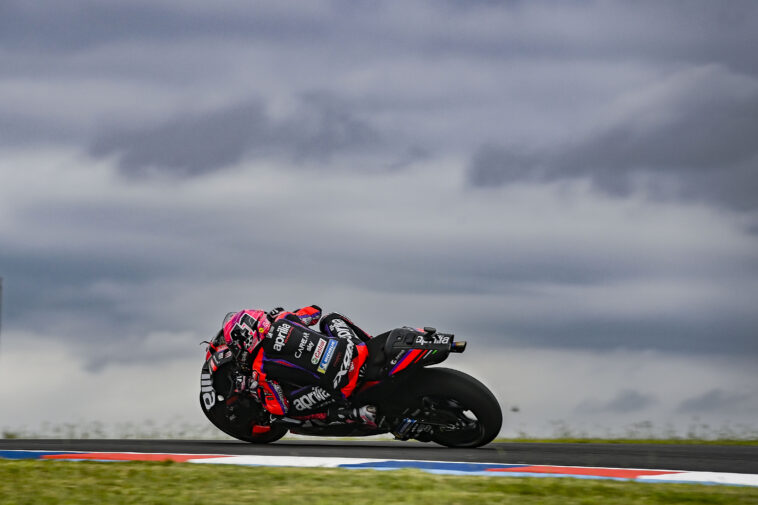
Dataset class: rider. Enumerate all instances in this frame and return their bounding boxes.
[221,305,377,426]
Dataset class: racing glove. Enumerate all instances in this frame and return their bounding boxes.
[267,305,322,326]
[294,305,322,326]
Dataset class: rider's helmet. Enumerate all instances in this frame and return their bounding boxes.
[223,309,271,351]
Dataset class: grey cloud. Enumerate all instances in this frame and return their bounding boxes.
[283,92,380,162]
[0,1,329,52]
[677,389,758,414]
[0,113,83,147]
[0,244,175,341]
[0,200,245,358]
[468,66,758,211]
[90,103,268,176]
[5,1,758,183]
[578,389,657,414]
[89,95,381,176]
[468,145,544,188]
[4,2,758,76]
[4,0,758,438]
[5,189,758,365]
[605,390,656,413]
[463,311,758,357]
[3,0,758,370]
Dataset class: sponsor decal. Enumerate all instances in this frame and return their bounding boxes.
[311,338,327,365]
[272,382,285,400]
[292,386,331,411]
[332,340,354,389]
[211,349,233,370]
[415,334,450,345]
[306,341,314,352]
[390,351,404,366]
[200,372,215,410]
[294,333,309,359]
[318,340,338,373]
[272,323,292,352]
[329,318,355,340]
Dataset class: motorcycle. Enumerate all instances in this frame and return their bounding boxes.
[199,325,502,448]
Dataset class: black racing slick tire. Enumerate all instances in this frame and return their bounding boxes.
[199,394,288,444]
[405,367,502,448]
[200,362,288,444]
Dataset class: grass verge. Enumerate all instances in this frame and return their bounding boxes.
[1,460,757,505]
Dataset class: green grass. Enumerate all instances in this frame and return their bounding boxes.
[1,460,757,505]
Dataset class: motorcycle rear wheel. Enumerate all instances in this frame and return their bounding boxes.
[404,367,502,448]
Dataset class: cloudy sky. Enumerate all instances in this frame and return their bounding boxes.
[1,0,757,438]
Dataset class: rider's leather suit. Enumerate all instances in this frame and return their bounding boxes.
[222,306,370,417]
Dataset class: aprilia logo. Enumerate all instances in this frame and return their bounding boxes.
[292,386,330,411]
[273,323,292,351]
[201,372,215,410]
[415,334,450,345]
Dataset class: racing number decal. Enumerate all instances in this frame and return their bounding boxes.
[230,313,259,346]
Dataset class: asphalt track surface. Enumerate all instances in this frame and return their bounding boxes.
[1,439,756,473]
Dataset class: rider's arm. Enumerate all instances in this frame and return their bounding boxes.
[267,305,322,327]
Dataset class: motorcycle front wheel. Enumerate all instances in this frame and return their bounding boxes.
[200,362,288,444]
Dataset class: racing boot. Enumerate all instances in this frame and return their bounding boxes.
[355,405,377,426]
[328,405,377,428]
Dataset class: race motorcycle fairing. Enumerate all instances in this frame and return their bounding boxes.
[200,325,502,448]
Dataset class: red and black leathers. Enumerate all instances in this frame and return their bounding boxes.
[223,306,370,418]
